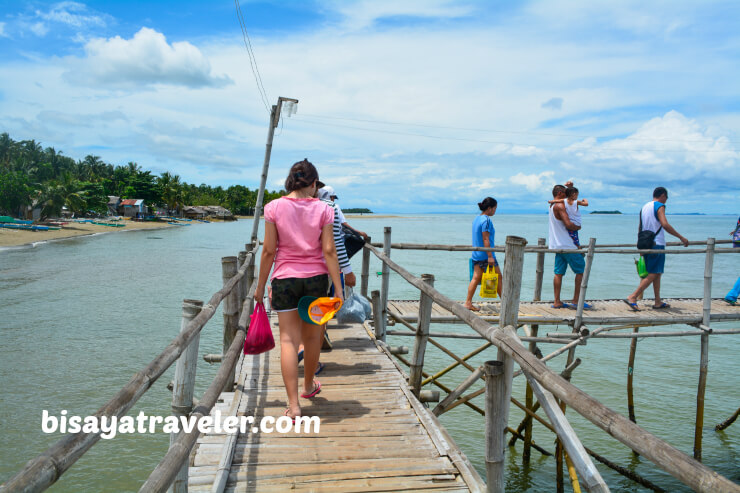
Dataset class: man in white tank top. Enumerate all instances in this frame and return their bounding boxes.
[624,187,689,310]
[548,185,585,308]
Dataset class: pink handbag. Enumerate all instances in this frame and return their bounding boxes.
[243,302,275,355]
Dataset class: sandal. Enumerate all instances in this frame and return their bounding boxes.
[623,299,639,311]
[652,302,671,309]
[283,408,297,423]
[315,362,325,376]
[301,379,321,399]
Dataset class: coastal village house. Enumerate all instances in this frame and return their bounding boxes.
[120,199,147,219]
[107,196,121,216]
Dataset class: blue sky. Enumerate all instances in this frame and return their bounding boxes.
[1,1,738,213]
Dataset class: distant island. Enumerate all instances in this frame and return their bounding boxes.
[343,208,373,214]
[590,210,622,214]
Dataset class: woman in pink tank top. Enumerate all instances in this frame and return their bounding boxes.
[254,159,343,420]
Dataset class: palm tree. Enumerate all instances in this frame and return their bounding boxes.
[158,172,183,216]
[38,172,87,218]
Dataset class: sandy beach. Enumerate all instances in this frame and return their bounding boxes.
[0,220,175,248]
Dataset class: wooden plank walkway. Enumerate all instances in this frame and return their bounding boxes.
[388,298,740,325]
[188,315,485,492]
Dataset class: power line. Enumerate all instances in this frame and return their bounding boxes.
[234,0,270,113]
[298,112,740,145]
[291,116,738,154]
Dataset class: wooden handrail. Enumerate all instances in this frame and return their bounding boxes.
[364,241,739,493]
[140,278,258,492]
[1,249,257,493]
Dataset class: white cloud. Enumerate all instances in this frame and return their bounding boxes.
[36,2,107,29]
[510,171,556,193]
[564,111,738,178]
[0,22,6,38]
[326,0,474,30]
[64,27,232,89]
[30,22,49,37]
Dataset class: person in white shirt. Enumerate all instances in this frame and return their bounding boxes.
[624,187,689,311]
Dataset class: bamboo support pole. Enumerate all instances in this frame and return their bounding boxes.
[484,360,506,493]
[409,274,434,396]
[364,242,737,492]
[574,238,597,330]
[361,238,371,297]
[169,299,203,493]
[715,407,740,431]
[627,327,639,425]
[534,238,546,301]
[1,248,255,492]
[379,227,391,341]
[694,237,715,461]
[371,290,384,341]
[564,452,583,493]
[422,342,492,387]
[221,256,239,393]
[433,366,484,416]
[525,372,609,493]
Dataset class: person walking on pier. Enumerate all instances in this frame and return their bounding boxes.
[548,184,585,309]
[624,187,689,310]
[254,159,344,420]
[464,197,501,311]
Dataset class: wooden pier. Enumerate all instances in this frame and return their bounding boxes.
[187,315,484,492]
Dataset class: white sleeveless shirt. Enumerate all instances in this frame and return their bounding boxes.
[549,204,576,249]
[641,201,665,246]
[564,200,581,226]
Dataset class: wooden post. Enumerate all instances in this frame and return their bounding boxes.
[497,238,527,405]
[533,237,546,301]
[380,227,391,340]
[694,237,715,460]
[371,290,384,341]
[246,251,256,314]
[361,236,371,297]
[484,360,506,493]
[170,299,203,493]
[574,237,596,330]
[409,274,434,397]
[627,326,639,425]
[237,251,247,316]
[525,237,546,464]
[221,256,239,392]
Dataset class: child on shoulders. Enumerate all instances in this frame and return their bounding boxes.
[548,181,588,247]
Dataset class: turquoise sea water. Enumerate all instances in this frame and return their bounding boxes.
[1,214,738,491]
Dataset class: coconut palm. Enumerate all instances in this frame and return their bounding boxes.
[38,172,87,218]
[158,172,184,216]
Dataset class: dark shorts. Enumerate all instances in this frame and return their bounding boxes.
[554,253,585,275]
[271,274,329,311]
[472,256,498,272]
[644,245,665,274]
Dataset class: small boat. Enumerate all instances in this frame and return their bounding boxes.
[92,221,126,228]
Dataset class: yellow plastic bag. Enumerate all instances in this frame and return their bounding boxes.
[479,266,499,298]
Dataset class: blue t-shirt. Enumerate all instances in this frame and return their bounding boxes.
[472,215,494,261]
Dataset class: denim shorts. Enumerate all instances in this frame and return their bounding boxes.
[554,252,585,275]
[644,245,665,274]
[271,274,329,311]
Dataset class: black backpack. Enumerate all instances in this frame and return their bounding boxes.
[637,208,662,250]
[342,225,366,259]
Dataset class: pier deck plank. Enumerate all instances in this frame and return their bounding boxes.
[188,314,484,492]
[388,297,739,325]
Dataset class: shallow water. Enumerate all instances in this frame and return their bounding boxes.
[1,214,738,491]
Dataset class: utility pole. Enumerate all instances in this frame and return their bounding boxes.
[250,97,298,245]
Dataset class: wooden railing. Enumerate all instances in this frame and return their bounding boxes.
[361,230,740,493]
[1,243,260,493]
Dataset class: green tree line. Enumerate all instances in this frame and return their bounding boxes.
[0,133,283,219]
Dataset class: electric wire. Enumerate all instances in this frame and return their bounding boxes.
[291,116,738,154]
[234,0,270,112]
